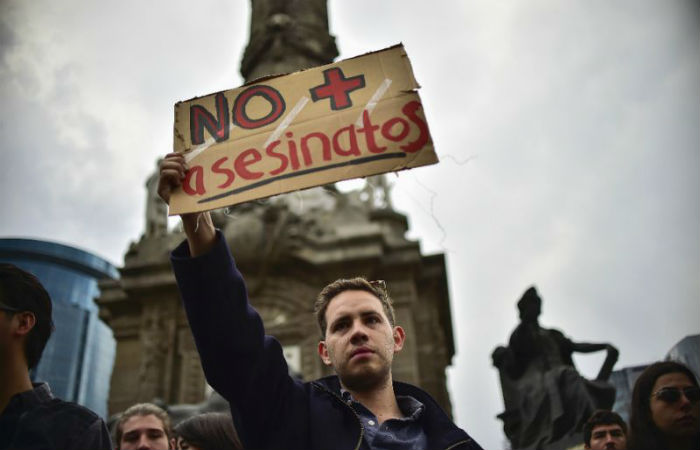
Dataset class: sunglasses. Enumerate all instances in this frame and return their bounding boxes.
[652,386,700,404]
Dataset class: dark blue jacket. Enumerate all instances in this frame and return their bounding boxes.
[0,383,112,450]
[171,232,482,450]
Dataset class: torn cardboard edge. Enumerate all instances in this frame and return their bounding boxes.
[174,43,415,108]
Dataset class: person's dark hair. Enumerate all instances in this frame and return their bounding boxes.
[583,409,627,446]
[628,360,700,450]
[114,402,173,445]
[173,412,242,450]
[0,263,54,369]
[313,277,395,338]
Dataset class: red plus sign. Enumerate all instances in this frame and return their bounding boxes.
[309,67,366,110]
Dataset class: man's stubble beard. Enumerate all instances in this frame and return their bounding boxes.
[338,359,392,393]
[335,340,395,393]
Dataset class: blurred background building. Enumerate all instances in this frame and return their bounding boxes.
[0,238,118,418]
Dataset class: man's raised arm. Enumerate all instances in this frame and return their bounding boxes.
[157,153,298,448]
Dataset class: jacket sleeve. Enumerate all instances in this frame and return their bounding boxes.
[170,231,302,447]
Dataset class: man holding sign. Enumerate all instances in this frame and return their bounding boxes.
[158,45,482,450]
[157,153,482,450]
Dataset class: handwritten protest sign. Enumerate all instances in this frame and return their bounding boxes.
[169,44,438,215]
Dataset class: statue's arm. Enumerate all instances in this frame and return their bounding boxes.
[571,341,619,381]
[570,342,609,353]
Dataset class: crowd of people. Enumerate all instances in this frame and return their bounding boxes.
[0,153,698,449]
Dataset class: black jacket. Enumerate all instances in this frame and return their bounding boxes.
[0,383,112,450]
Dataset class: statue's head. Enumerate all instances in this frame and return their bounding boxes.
[517,286,541,322]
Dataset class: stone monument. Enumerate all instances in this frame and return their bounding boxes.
[492,286,619,450]
[145,158,168,238]
[97,0,457,420]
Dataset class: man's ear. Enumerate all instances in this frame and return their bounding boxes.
[12,312,36,338]
[318,341,332,366]
[392,326,406,352]
[170,437,177,449]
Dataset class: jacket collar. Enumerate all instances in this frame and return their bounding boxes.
[311,375,474,450]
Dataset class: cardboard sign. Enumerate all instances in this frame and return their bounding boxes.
[169,44,438,215]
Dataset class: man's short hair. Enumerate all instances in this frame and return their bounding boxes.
[314,277,395,338]
[114,402,172,445]
[0,263,54,369]
[583,409,627,446]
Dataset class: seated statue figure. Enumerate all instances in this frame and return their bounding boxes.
[492,287,619,450]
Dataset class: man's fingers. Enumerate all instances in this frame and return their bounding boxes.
[160,160,188,186]
[161,168,185,183]
[160,154,187,173]
[161,161,187,179]
[158,153,189,204]
[157,152,194,205]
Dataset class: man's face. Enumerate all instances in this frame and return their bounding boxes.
[650,372,700,439]
[119,414,171,450]
[585,424,627,449]
[318,290,404,392]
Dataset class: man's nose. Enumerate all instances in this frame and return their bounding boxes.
[137,434,152,450]
[349,322,369,343]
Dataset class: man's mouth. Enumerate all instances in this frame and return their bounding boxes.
[350,348,374,359]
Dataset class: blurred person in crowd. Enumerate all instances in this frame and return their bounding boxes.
[628,361,700,450]
[0,263,112,450]
[173,412,242,450]
[114,402,173,450]
[583,409,627,449]
[157,152,483,450]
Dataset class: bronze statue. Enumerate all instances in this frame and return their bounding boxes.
[492,286,618,450]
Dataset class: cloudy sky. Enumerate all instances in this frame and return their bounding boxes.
[1,0,698,447]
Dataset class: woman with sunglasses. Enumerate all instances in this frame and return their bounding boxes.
[628,361,700,450]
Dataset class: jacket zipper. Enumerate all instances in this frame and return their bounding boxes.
[445,439,471,450]
[313,382,365,450]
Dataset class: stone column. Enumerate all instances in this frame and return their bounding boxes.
[241,0,339,82]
